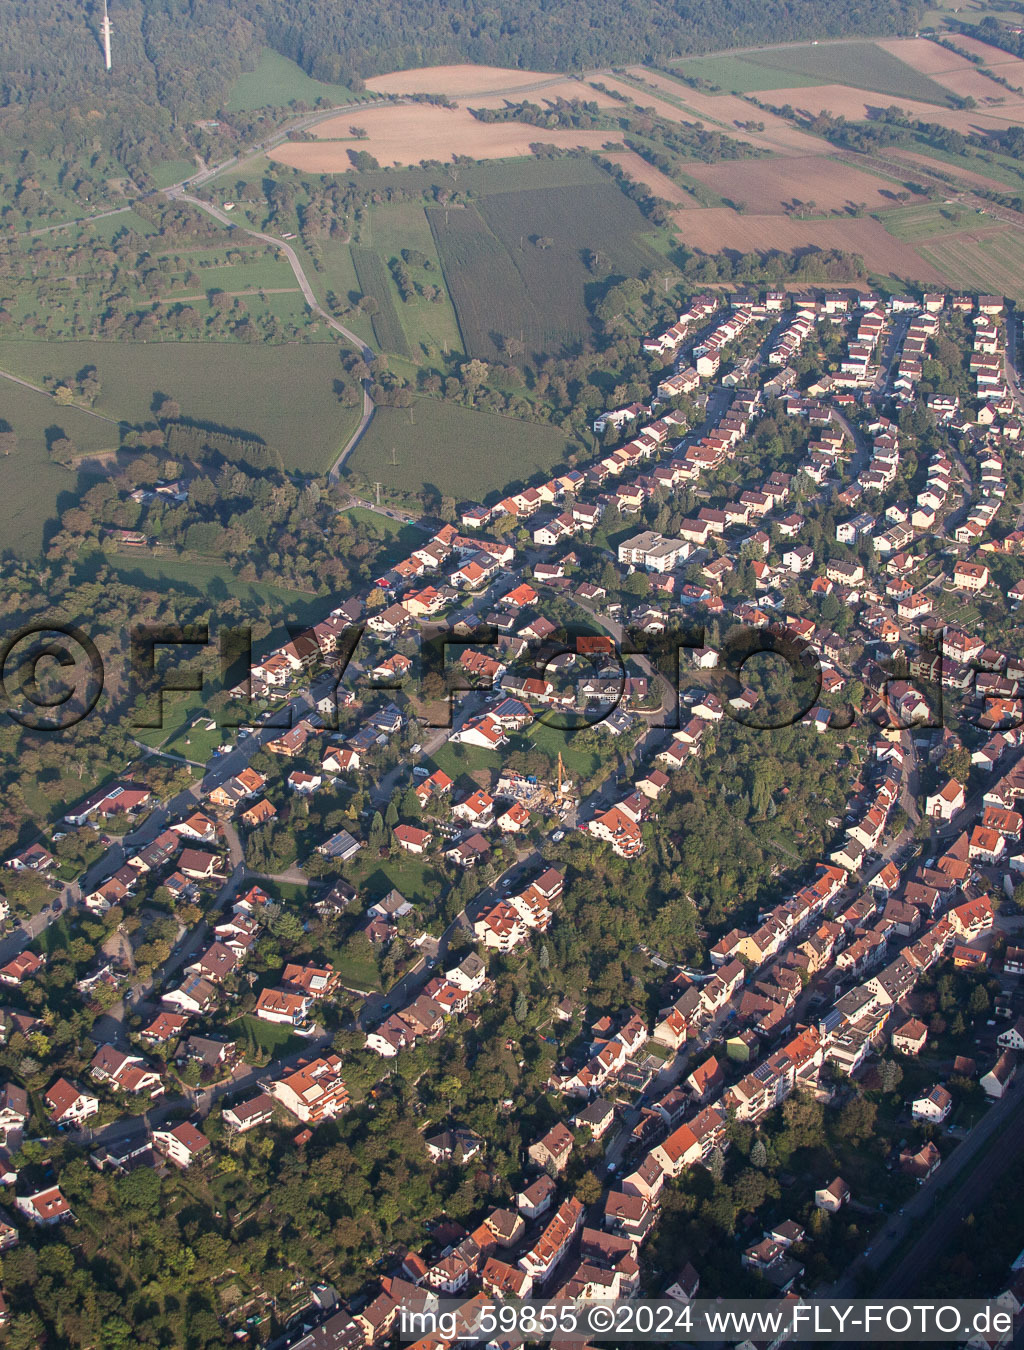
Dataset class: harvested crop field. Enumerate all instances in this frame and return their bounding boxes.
[672,208,942,280]
[271,104,614,170]
[879,35,1024,101]
[681,155,903,214]
[946,34,1024,87]
[873,37,969,75]
[603,151,697,204]
[756,83,1024,136]
[602,71,825,154]
[363,63,560,97]
[463,79,621,110]
[888,147,1012,192]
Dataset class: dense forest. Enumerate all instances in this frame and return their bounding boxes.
[0,0,920,185]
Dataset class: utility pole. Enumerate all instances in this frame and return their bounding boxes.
[373,481,382,506]
[390,446,397,466]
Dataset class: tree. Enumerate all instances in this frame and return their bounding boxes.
[879,1058,903,1094]
[577,1171,602,1204]
[706,1145,725,1181]
[385,798,399,828]
[940,743,971,785]
[781,1092,823,1151]
[514,990,528,1025]
[750,1137,768,1169]
[438,1074,463,1109]
[49,436,76,465]
[461,358,489,391]
[836,1094,877,1145]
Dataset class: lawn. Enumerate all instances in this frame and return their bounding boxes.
[0,339,362,475]
[428,177,664,361]
[316,239,377,346]
[88,555,322,611]
[0,378,116,554]
[344,850,446,909]
[738,41,956,106]
[161,716,234,765]
[130,686,209,751]
[338,506,426,567]
[332,946,383,992]
[148,160,197,190]
[235,1014,302,1056]
[76,209,159,244]
[346,396,571,499]
[428,739,506,785]
[227,48,358,112]
[350,246,411,357]
[525,720,604,784]
[364,201,464,361]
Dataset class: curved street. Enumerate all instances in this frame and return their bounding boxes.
[171,190,377,478]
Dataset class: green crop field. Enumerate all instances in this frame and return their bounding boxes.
[226,48,358,112]
[350,245,412,358]
[664,55,827,93]
[916,228,1024,299]
[335,153,614,202]
[0,378,116,554]
[347,396,570,499]
[876,202,987,242]
[737,41,956,105]
[0,339,361,475]
[428,177,662,361]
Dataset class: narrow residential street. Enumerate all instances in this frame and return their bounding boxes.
[828,1081,1024,1297]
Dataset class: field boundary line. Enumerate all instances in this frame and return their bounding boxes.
[0,366,123,427]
